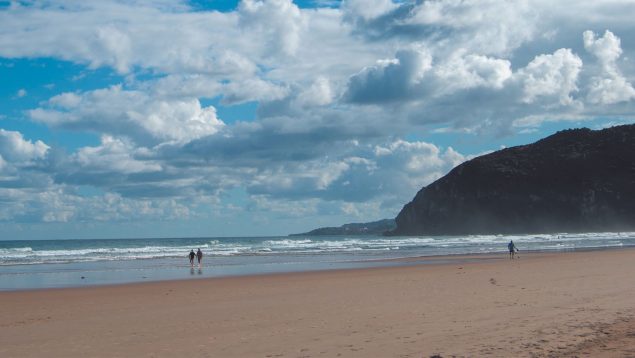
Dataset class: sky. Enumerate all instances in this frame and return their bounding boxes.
[1,0,635,240]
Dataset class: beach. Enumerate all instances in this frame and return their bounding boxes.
[2,249,635,357]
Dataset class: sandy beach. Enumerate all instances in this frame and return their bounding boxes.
[2,249,635,357]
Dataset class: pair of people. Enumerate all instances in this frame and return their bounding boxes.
[189,248,203,267]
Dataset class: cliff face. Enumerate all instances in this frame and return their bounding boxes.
[390,125,635,235]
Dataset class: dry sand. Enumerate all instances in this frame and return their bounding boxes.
[2,249,635,357]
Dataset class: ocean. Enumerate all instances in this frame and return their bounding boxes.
[1,232,634,290]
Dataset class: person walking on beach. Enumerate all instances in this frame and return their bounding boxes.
[508,240,519,259]
[189,249,196,267]
[196,248,203,267]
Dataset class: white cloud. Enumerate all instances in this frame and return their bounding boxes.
[243,136,466,212]
[344,48,514,106]
[29,85,225,145]
[344,48,433,103]
[296,77,334,107]
[584,30,623,68]
[49,92,82,108]
[16,88,27,98]
[583,30,635,104]
[435,52,512,92]
[0,1,247,75]
[0,187,193,223]
[0,130,53,196]
[222,78,290,105]
[518,48,583,105]
[238,0,306,57]
[0,129,49,163]
[398,0,537,56]
[248,160,351,196]
[342,0,398,21]
[72,136,161,175]
[94,25,133,74]
[373,140,466,191]
[587,76,635,105]
[344,45,585,108]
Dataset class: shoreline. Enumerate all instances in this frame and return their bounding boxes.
[3,232,635,291]
[3,245,635,292]
[3,248,635,356]
[2,251,509,293]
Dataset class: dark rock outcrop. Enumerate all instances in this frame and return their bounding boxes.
[290,219,396,236]
[389,125,635,235]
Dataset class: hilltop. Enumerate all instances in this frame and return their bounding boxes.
[388,125,635,235]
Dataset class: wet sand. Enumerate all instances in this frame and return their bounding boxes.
[2,249,635,357]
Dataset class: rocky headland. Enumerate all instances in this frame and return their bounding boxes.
[388,125,635,235]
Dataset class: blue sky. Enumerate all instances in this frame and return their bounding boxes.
[1,0,635,240]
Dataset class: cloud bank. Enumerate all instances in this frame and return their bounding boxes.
[1,0,635,235]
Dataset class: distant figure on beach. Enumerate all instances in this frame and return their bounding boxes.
[189,249,195,267]
[196,248,203,267]
[508,240,519,259]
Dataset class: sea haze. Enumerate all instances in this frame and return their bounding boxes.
[1,232,635,290]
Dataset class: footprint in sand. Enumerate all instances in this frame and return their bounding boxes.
[489,278,497,285]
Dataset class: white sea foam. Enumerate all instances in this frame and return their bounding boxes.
[2,232,635,266]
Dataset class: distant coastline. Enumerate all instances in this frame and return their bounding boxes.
[289,218,396,236]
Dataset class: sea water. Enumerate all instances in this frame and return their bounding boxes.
[1,232,634,290]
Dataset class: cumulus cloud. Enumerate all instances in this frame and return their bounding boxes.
[372,140,466,193]
[72,136,161,175]
[344,44,589,133]
[238,0,306,57]
[344,48,433,103]
[0,129,49,163]
[29,85,225,145]
[344,48,515,107]
[0,132,60,222]
[584,30,623,68]
[518,48,583,105]
[583,30,635,104]
[435,52,512,92]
